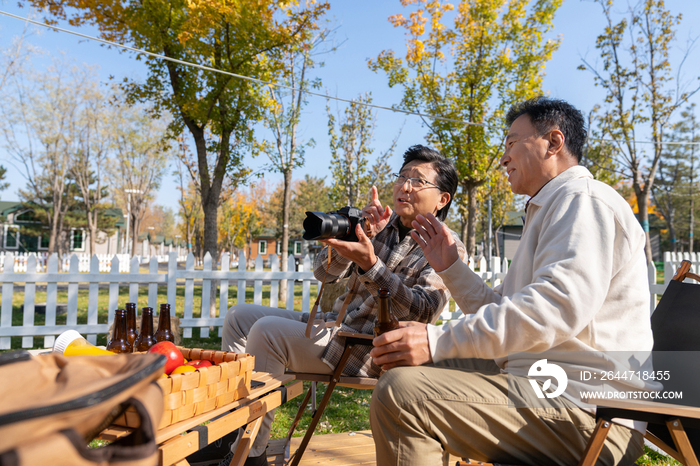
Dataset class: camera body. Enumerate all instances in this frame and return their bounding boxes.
[302,206,366,242]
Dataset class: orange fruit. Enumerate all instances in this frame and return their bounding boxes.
[171,365,196,375]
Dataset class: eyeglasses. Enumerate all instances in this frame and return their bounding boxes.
[393,173,441,190]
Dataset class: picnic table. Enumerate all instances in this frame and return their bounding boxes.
[99,372,303,466]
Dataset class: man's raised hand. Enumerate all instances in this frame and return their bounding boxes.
[362,186,392,239]
[410,213,460,273]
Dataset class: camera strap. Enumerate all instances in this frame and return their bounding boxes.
[305,247,357,339]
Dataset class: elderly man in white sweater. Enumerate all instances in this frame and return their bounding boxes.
[369,97,657,466]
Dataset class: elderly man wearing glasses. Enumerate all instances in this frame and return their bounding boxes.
[218,145,466,466]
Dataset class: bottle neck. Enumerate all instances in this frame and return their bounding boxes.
[113,311,127,340]
[157,310,171,331]
[126,308,136,330]
[141,310,154,334]
[377,296,391,323]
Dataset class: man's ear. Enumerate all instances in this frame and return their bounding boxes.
[546,129,566,157]
[437,192,450,212]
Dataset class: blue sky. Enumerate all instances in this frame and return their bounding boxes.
[1,0,699,213]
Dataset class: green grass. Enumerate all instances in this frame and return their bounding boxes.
[271,382,372,439]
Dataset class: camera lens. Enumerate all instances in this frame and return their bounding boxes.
[302,211,351,241]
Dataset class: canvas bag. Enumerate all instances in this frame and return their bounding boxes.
[0,350,166,466]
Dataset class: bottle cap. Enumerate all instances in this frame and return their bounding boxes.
[53,329,85,354]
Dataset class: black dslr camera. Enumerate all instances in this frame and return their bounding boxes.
[302,206,366,242]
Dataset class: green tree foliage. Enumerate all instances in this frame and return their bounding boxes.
[0,165,9,195]
[579,0,700,262]
[652,105,700,253]
[327,93,398,209]
[22,0,329,263]
[369,0,561,258]
[580,108,622,188]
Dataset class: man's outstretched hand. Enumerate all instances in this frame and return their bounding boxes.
[410,213,459,273]
[370,321,432,371]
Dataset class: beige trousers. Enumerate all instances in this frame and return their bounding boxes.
[221,304,334,457]
[370,359,643,466]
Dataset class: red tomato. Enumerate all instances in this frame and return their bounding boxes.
[185,359,213,369]
[148,341,184,374]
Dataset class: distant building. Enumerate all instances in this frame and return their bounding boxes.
[243,228,313,267]
[0,200,185,257]
[0,201,124,255]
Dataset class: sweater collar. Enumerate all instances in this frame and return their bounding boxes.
[527,165,593,210]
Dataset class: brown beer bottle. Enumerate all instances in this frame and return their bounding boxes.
[125,302,138,350]
[134,307,157,352]
[107,309,133,353]
[154,303,175,343]
[374,288,400,337]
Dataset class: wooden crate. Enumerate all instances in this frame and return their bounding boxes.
[114,347,254,430]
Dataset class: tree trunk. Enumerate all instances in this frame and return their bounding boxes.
[279,169,292,305]
[130,213,141,257]
[466,183,479,261]
[635,189,653,263]
[87,210,97,257]
[48,192,62,255]
[494,226,501,258]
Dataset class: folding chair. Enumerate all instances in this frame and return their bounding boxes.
[284,331,376,466]
[281,267,379,466]
[579,259,700,466]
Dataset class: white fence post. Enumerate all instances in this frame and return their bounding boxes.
[269,254,279,309]
[108,255,120,326]
[253,255,264,306]
[237,253,246,308]
[183,253,195,339]
[0,253,13,349]
[301,255,311,313]
[200,253,212,339]
[148,256,159,310]
[286,255,296,311]
[167,252,178,315]
[44,254,59,349]
[21,254,37,348]
[86,255,100,345]
[66,255,80,331]
[219,253,230,338]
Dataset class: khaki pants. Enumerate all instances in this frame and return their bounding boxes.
[222,304,334,456]
[370,359,643,466]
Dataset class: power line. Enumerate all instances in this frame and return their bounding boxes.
[590,138,700,147]
[0,10,495,129]
[3,9,700,147]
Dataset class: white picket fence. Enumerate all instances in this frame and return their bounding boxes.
[0,251,319,350]
[0,252,187,273]
[0,250,684,351]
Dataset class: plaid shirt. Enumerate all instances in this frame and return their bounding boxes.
[304,213,467,377]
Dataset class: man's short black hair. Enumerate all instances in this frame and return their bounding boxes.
[399,145,458,221]
[505,97,587,162]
